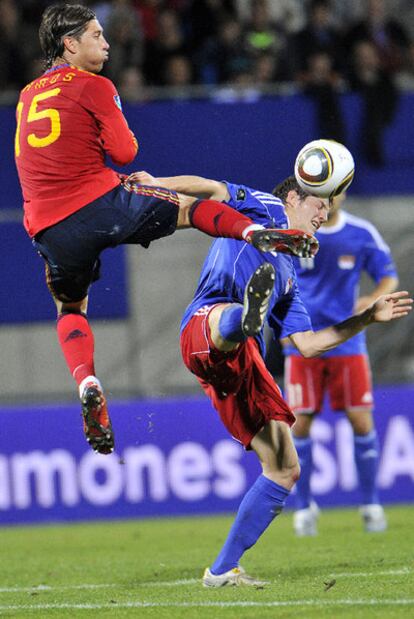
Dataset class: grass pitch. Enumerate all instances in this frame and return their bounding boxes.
[0,505,412,618]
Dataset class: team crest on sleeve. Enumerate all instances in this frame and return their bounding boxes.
[236,188,246,201]
[113,95,123,111]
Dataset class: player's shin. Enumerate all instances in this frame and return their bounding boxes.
[218,305,245,342]
[56,310,95,384]
[354,430,380,505]
[210,475,289,575]
[293,436,313,510]
[189,199,257,240]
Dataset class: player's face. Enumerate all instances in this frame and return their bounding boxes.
[65,19,109,73]
[301,195,330,234]
[287,191,329,234]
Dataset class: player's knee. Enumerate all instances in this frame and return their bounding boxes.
[282,460,300,486]
[264,458,300,489]
[176,195,195,228]
[347,409,373,435]
[291,460,301,484]
[58,300,88,319]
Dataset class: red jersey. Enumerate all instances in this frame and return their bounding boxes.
[14,65,138,237]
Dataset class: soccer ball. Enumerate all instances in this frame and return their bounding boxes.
[294,139,355,198]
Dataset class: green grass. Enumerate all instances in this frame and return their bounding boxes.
[0,505,413,618]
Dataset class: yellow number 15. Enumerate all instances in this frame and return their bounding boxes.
[15,88,61,157]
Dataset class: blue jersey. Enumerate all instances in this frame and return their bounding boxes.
[181,182,312,354]
[286,210,397,357]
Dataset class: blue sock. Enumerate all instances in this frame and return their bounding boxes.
[293,436,313,510]
[354,430,380,505]
[210,475,289,575]
[218,304,244,342]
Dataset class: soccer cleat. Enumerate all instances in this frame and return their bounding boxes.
[249,228,319,258]
[293,501,320,537]
[202,566,268,588]
[81,382,114,455]
[242,262,275,337]
[359,504,387,533]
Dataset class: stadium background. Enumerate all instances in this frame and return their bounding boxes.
[0,0,413,526]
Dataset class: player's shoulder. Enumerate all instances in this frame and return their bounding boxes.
[343,211,377,231]
[343,212,389,247]
[232,183,286,218]
[76,69,115,89]
[249,187,284,208]
[225,182,281,205]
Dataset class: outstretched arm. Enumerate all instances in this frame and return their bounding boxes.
[290,291,412,358]
[126,171,230,201]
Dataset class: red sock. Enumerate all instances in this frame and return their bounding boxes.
[189,199,255,239]
[56,312,95,386]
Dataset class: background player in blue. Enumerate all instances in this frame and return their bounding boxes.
[283,192,399,536]
[132,170,411,587]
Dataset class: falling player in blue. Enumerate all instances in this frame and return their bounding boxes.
[131,170,411,587]
[283,192,398,535]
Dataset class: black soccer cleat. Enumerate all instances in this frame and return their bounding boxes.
[241,262,276,337]
[249,228,319,258]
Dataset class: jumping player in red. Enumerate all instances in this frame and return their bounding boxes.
[132,171,412,586]
[14,3,315,455]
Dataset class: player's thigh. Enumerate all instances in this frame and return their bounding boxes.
[34,223,102,304]
[284,355,325,414]
[180,306,249,393]
[251,420,300,489]
[119,182,180,243]
[327,354,373,412]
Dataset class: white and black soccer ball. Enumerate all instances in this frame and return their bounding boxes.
[294,139,355,199]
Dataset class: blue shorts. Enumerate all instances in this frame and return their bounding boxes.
[33,182,180,302]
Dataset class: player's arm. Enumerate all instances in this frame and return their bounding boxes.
[126,172,230,201]
[355,276,399,312]
[83,77,138,165]
[289,291,412,358]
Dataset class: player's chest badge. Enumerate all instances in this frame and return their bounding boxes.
[338,255,356,269]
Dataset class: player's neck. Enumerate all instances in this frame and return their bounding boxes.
[52,57,72,69]
[323,209,341,227]
[52,56,85,72]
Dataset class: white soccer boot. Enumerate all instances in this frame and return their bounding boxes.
[359,504,387,532]
[202,566,268,588]
[293,501,320,537]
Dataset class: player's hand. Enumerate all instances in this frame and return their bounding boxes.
[370,291,413,322]
[125,170,158,185]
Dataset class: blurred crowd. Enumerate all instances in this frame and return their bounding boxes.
[2,0,414,164]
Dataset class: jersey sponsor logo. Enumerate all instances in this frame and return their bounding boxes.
[236,188,246,201]
[338,255,356,269]
[113,94,122,111]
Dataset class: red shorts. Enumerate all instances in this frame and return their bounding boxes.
[284,354,373,414]
[180,306,295,448]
